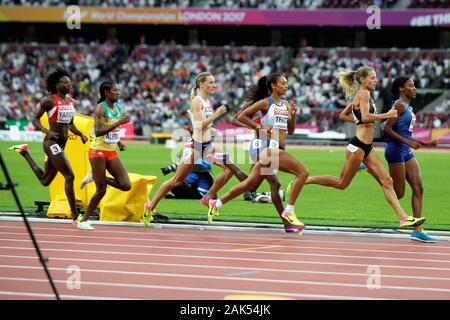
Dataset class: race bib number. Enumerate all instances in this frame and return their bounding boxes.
[49,143,62,155]
[251,139,263,149]
[57,108,75,124]
[409,113,416,132]
[182,147,193,159]
[268,139,279,150]
[273,107,289,130]
[346,143,359,153]
[105,129,120,145]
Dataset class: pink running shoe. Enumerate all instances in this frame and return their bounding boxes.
[199,197,209,208]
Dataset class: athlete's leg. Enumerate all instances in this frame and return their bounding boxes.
[363,150,409,221]
[388,162,407,199]
[105,157,132,191]
[18,145,58,186]
[81,157,107,222]
[277,150,309,207]
[43,140,78,220]
[146,148,197,212]
[405,157,423,218]
[306,148,364,190]
[265,174,284,217]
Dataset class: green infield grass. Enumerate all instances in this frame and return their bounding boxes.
[1,141,449,230]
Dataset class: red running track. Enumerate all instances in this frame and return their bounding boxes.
[0,220,450,300]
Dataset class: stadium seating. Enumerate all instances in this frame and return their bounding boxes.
[1,43,449,134]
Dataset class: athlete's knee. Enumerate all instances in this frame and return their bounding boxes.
[63,172,75,184]
[411,182,423,196]
[336,180,350,190]
[96,184,107,196]
[395,189,405,199]
[380,175,394,190]
[120,180,132,191]
[171,176,185,188]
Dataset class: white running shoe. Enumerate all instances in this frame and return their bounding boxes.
[77,221,95,231]
[80,171,93,189]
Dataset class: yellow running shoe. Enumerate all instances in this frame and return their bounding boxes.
[281,210,304,227]
[8,144,28,154]
[143,202,155,227]
[207,199,220,224]
[399,216,426,228]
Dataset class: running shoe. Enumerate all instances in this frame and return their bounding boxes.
[80,170,93,189]
[399,216,426,228]
[207,199,220,224]
[284,223,305,234]
[77,221,95,231]
[281,210,305,228]
[199,196,209,208]
[358,163,368,172]
[72,214,83,225]
[8,144,28,154]
[143,202,155,226]
[411,230,438,243]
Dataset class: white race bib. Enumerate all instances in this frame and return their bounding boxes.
[273,107,289,130]
[49,143,63,155]
[346,143,359,153]
[105,128,120,144]
[268,139,279,150]
[57,108,75,124]
[251,139,263,149]
[409,113,416,133]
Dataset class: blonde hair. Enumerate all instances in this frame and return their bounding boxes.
[336,66,375,99]
[190,72,213,101]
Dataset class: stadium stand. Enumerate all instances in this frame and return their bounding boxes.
[1,41,448,134]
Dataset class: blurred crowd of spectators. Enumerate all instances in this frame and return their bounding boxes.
[3,0,446,9]
[1,41,449,134]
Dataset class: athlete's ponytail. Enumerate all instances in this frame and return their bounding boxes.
[190,72,213,101]
[97,81,115,104]
[390,76,410,98]
[336,66,375,99]
[245,75,269,104]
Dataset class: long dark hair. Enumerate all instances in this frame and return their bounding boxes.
[97,81,115,104]
[244,72,284,105]
[46,66,70,94]
[390,76,410,98]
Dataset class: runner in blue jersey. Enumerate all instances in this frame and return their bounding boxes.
[384,76,438,242]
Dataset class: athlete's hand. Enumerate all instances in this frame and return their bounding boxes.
[46,131,59,140]
[386,108,398,119]
[117,141,126,151]
[408,141,421,150]
[289,102,298,117]
[119,113,130,125]
[80,133,88,144]
[423,140,438,147]
[215,105,227,116]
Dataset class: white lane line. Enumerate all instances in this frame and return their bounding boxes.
[1,246,450,272]
[0,291,135,300]
[0,276,389,300]
[1,254,450,281]
[0,232,448,256]
[1,241,450,264]
[1,224,449,250]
